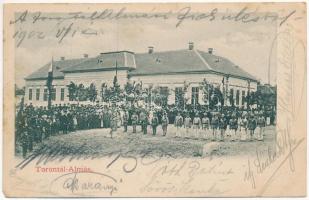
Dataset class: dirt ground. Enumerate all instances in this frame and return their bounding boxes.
[33,125,276,158]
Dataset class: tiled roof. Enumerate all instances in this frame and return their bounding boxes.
[130,49,210,75]
[25,58,86,80]
[197,50,257,80]
[61,51,136,72]
[25,49,257,81]
[130,49,256,80]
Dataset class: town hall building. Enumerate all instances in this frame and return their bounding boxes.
[24,42,258,107]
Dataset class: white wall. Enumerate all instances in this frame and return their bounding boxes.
[64,70,128,87]
[130,72,257,106]
[24,79,68,107]
[24,70,257,107]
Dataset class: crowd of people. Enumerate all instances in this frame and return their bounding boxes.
[15,102,276,158]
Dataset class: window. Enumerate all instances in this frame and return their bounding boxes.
[175,87,184,106]
[36,88,40,101]
[60,88,65,101]
[236,90,240,105]
[28,89,32,101]
[191,87,199,105]
[43,89,48,101]
[229,88,234,105]
[242,91,246,105]
[51,88,56,101]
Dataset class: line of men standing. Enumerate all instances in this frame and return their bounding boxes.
[173,111,266,141]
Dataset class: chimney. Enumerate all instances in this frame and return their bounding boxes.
[60,56,65,61]
[148,46,154,54]
[83,54,88,58]
[188,42,194,50]
[208,48,213,54]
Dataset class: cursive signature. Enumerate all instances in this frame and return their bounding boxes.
[141,159,232,195]
[50,171,118,195]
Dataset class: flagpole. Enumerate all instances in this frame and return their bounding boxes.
[47,57,54,109]
[115,60,118,78]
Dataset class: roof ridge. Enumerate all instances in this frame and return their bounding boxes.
[135,49,189,55]
[193,49,213,70]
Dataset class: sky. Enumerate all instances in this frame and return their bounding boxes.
[14,9,277,87]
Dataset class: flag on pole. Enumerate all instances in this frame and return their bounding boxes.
[46,57,54,87]
[46,57,54,109]
[113,60,118,87]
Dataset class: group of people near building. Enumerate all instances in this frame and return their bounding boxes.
[15,102,275,158]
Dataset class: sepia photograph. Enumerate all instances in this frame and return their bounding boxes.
[3,2,306,197]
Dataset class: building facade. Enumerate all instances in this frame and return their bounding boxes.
[24,43,258,107]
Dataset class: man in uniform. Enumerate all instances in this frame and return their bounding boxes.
[21,131,29,158]
[122,109,129,132]
[131,112,138,133]
[219,116,226,141]
[26,118,34,152]
[161,112,169,136]
[229,115,238,141]
[201,113,210,139]
[184,113,192,138]
[192,113,201,139]
[41,115,50,139]
[211,113,219,141]
[140,111,148,135]
[174,112,183,137]
[257,115,266,141]
[248,114,257,140]
[151,113,159,135]
[202,113,210,130]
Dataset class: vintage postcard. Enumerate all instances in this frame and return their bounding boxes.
[3,2,307,197]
